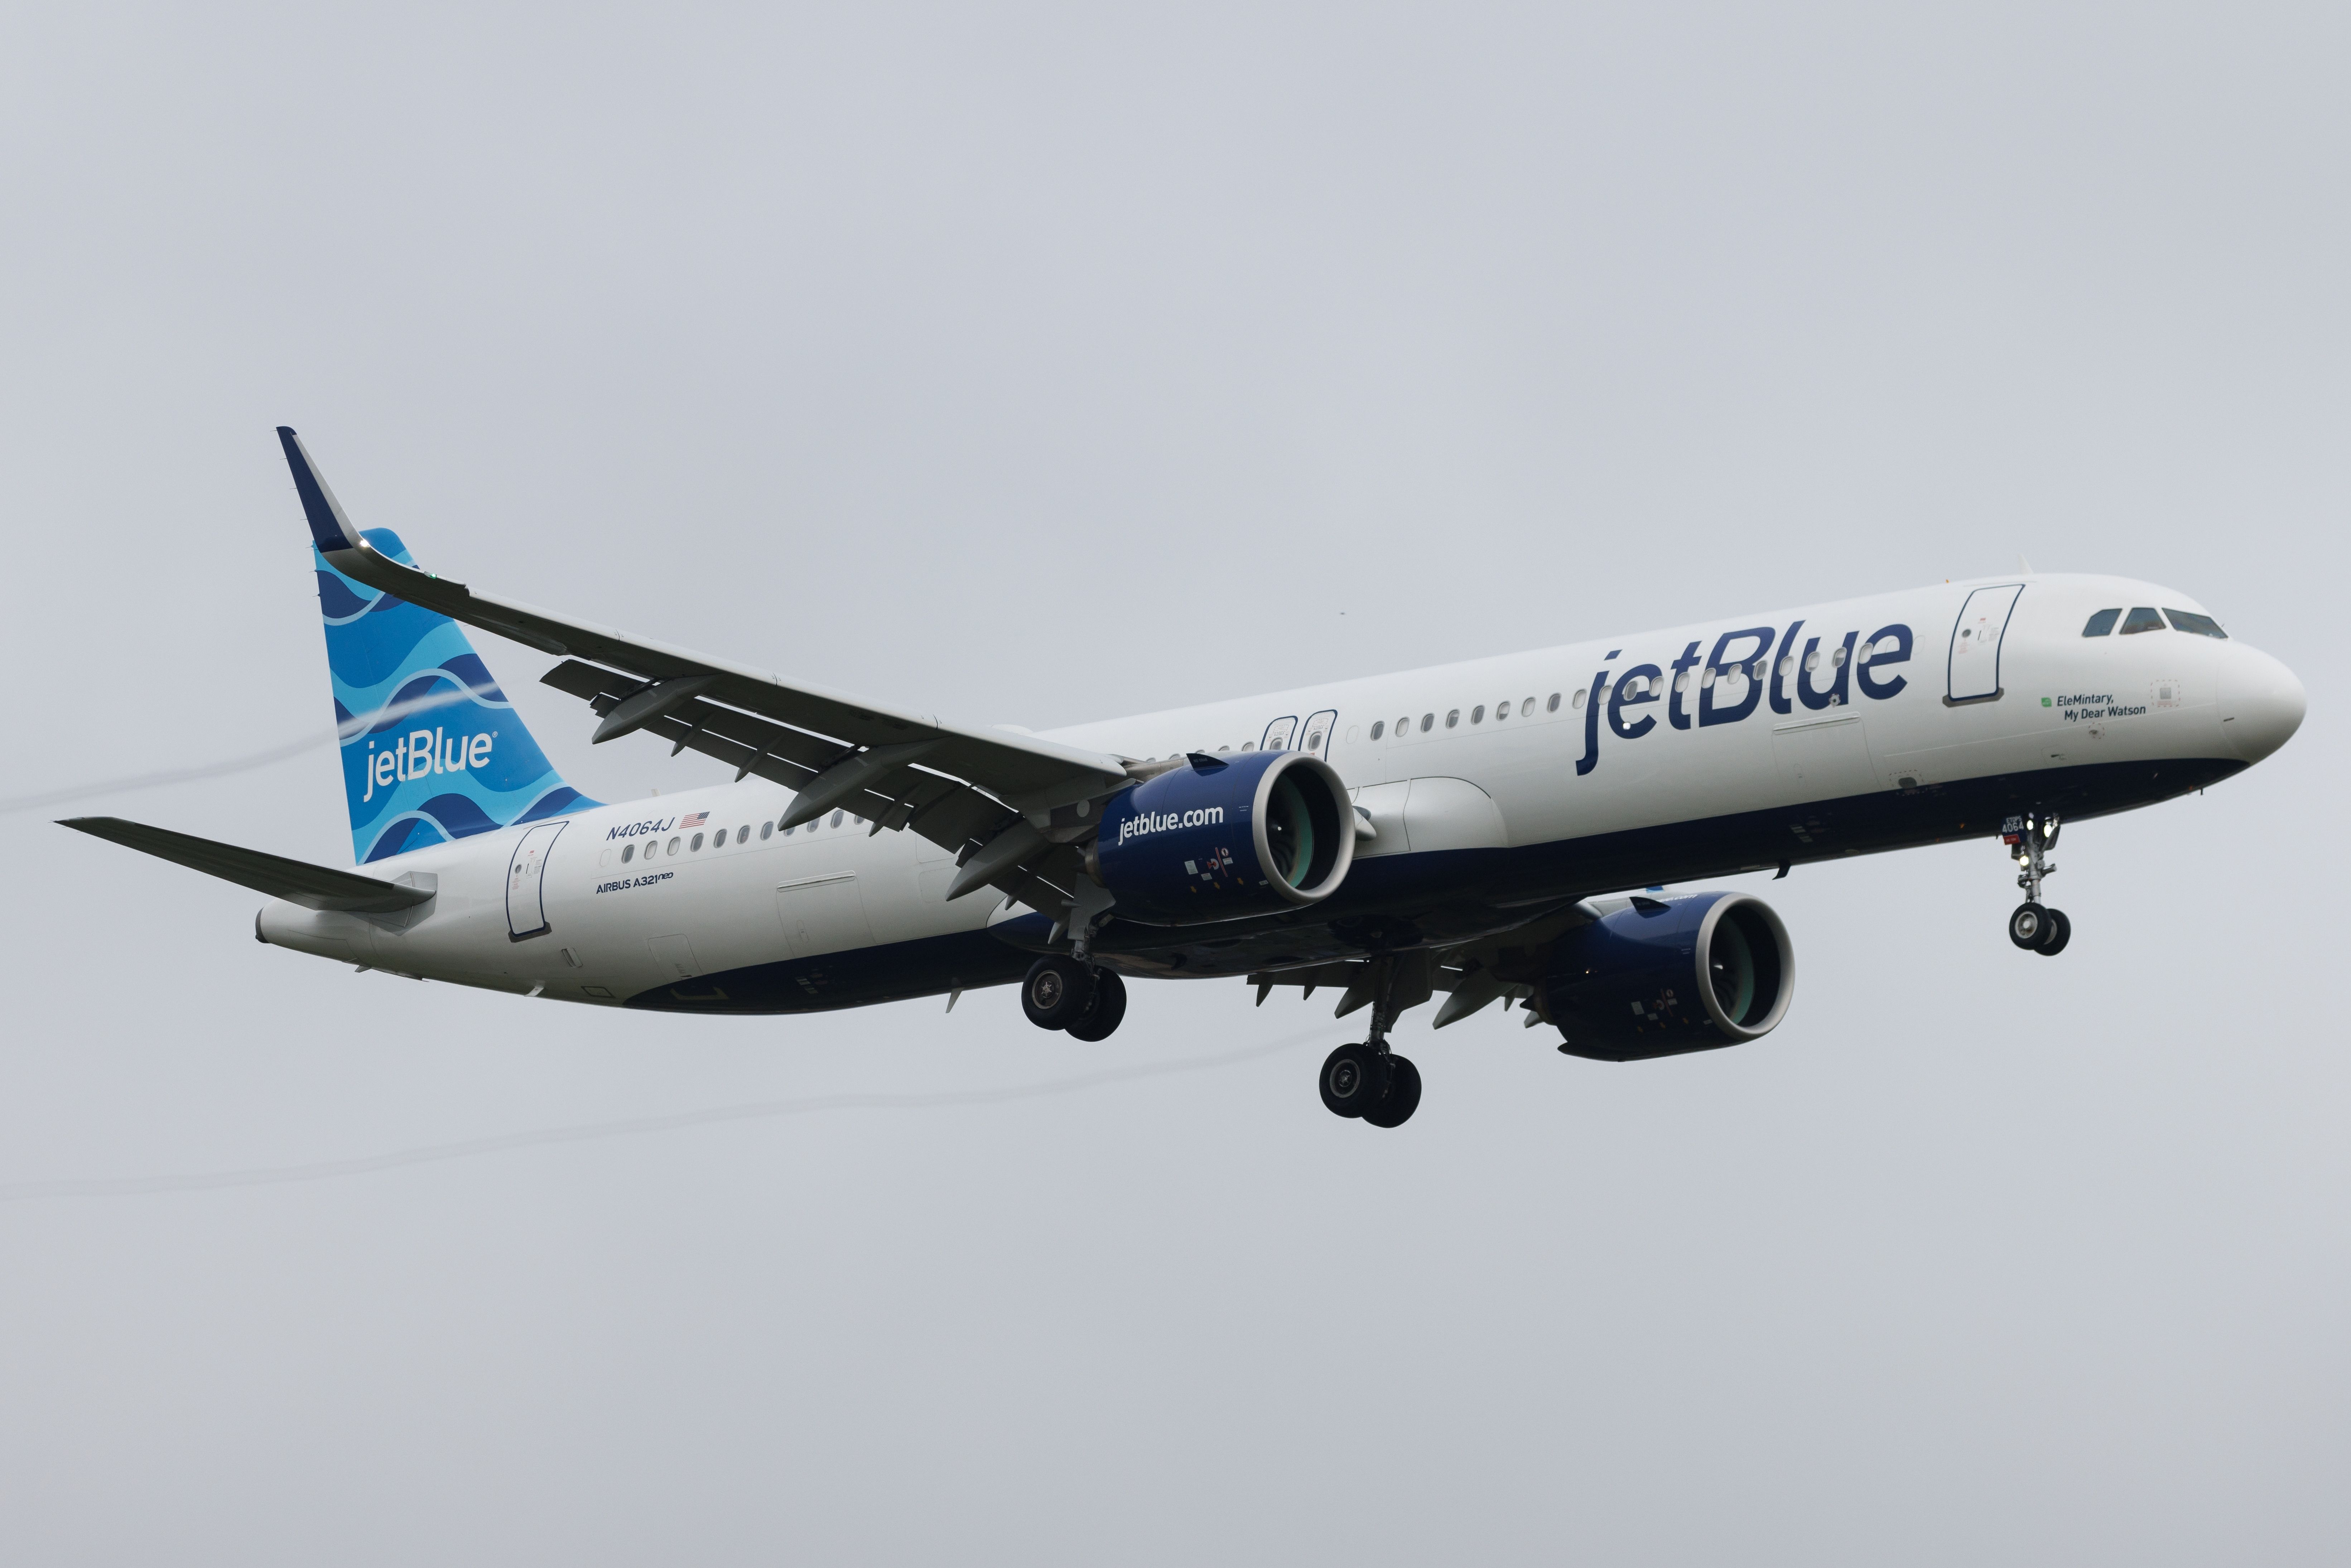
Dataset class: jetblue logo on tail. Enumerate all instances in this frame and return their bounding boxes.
[360,727,497,802]
[319,530,596,863]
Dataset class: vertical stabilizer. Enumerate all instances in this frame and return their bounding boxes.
[295,435,596,862]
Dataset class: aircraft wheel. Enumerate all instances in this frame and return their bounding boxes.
[1020,956,1095,1031]
[1362,1054,1421,1128]
[1064,969,1128,1041]
[1319,1043,1385,1119]
[2036,908,2071,957]
[2008,901,2052,951]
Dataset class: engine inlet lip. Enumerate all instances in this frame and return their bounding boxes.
[1692,893,1796,1040]
[1250,753,1359,907]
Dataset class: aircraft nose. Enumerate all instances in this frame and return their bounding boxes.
[2219,643,2306,764]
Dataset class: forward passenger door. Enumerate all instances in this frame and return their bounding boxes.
[1947,585,2025,704]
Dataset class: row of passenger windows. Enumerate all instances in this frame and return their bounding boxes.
[1354,637,1907,738]
[2082,606,2227,639]
[1353,642,1892,735]
[1186,614,2216,756]
[616,808,860,863]
[1368,693,1561,740]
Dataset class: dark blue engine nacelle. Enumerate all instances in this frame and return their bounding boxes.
[1092,749,1358,925]
[1541,892,1796,1062]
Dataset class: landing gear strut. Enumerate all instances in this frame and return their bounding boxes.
[2004,812,2071,957]
[1318,955,1421,1128]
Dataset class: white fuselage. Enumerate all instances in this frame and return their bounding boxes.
[257,573,2302,1007]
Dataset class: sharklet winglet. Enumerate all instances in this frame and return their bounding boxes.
[277,426,366,554]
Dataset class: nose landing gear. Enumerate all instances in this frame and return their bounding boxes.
[2004,813,2071,956]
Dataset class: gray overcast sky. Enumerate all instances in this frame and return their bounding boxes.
[3,5,2346,1563]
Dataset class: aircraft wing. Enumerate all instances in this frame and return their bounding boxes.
[278,428,1129,916]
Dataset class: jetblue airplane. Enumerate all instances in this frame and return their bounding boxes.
[65,429,2306,1128]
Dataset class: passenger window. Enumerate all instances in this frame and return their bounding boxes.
[1470,705,1484,724]
[2164,609,2227,639]
[1546,692,1561,712]
[1571,689,1585,709]
[760,822,772,839]
[830,810,845,828]
[1396,717,1409,736]
[1242,742,1255,751]
[2120,606,2164,635]
[1445,709,1460,728]
[667,837,680,855]
[1370,720,1384,740]
[2082,608,2121,637]
[1523,697,1536,716]
[1420,713,1434,732]
[621,843,635,863]
[690,832,704,851]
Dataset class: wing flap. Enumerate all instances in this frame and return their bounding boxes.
[543,656,1033,859]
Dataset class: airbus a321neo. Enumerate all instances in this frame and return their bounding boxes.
[64,430,2307,1128]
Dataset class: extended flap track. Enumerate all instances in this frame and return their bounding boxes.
[542,660,1084,918]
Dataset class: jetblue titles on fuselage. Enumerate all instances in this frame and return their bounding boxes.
[1577,618,1914,776]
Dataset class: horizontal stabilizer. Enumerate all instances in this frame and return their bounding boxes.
[58,817,436,914]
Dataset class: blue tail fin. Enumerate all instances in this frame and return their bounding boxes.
[318,530,596,863]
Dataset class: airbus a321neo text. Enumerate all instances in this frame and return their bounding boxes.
[65,430,2307,1128]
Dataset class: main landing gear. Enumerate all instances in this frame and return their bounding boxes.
[2004,812,2071,957]
[1021,955,1127,1041]
[1317,956,1421,1129]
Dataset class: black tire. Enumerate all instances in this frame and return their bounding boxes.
[1362,1054,1421,1128]
[1319,1043,1386,1119]
[1020,956,1095,1031]
[2036,908,2071,956]
[1064,969,1128,1041]
[2008,901,2050,951]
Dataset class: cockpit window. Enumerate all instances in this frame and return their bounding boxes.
[2164,608,2228,639]
[2119,606,2165,635]
[2082,608,2121,637]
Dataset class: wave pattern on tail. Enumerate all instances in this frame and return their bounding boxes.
[320,529,595,863]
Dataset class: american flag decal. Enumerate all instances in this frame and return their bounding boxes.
[680,811,709,828]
